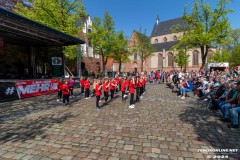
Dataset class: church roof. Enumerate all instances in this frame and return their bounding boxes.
[152,41,179,52]
[151,17,185,37]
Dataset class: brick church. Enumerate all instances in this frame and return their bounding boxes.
[123,16,215,73]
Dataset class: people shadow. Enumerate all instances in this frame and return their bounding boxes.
[179,101,240,159]
[0,112,74,143]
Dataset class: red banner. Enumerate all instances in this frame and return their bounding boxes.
[15,79,58,98]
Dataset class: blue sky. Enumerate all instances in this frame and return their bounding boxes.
[83,0,240,38]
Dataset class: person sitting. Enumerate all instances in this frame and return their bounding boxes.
[229,93,240,128]
[196,77,210,99]
[220,81,240,122]
[179,78,193,99]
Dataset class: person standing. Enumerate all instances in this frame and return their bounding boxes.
[135,77,140,103]
[57,78,63,102]
[103,78,110,103]
[84,77,91,99]
[110,78,117,100]
[62,80,70,105]
[121,77,128,101]
[129,77,135,108]
[80,76,85,94]
[68,76,75,98]
[95,79,102,110]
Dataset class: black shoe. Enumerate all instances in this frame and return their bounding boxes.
[220,118,231,122]
[228,124,239,128]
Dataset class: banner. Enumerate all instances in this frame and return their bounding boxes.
[0,82,19,102]
[15,79,58,98]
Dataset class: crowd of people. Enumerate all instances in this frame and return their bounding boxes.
[56,68,240,129]
[56,75,147,110]
[161,68,240,129]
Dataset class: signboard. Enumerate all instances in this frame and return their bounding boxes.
[0,82,19,102]
[52,57,63,77]
[15,79,58,98]
[52,57,62,65]
[207,62,229,69]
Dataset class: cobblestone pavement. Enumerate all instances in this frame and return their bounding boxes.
[0,84,240,160]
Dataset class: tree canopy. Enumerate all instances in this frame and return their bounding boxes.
[87,11,116,75]
[176,0,233,68]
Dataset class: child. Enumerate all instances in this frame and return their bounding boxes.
[110,78,117,100]
[62,80,70,105]
[139,77,144,99]
[84,77,90,99]
[103,78,110,103]
[80,76,85,94]
[57,78,63,101]
[95,79,102,110]
[121,77,128,101]
[135,77,140,103]
[92,79,97,97]
[68,76,75,98]
[129,77,135,108]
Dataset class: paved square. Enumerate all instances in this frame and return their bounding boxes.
[0,84,240,160]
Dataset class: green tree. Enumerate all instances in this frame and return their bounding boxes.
[173,49,190,70]
[178,0,233,68]
[229,44,240,67]
[14,0,87,64]
[130,30,154,72]
[224,29,240,52]
[209,50,230,62]
[112,31,130,73]
[87,12,115,75]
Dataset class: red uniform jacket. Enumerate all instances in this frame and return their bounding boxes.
[129,82,135,94]
[84,80,90,89]
[110,81,116,90]
[58,82,63,91]
[80,79,85,87]
[103,82,109,92]
[137,81,143,88]
[62,84,70,95]
[95,84,102,96]
[121,80,128,92]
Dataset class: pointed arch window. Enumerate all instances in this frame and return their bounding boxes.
[158,53,163,68]
[192,50,199,66]
[168,52,173,67]
[173,35,177,41]
[163,37,167,42]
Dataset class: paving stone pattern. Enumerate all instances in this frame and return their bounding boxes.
[0,84,240,160]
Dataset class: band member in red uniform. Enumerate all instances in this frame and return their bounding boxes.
[103,78,110,103]
[57,78,63,101]
[139,77,144,98]
[95,79,102,110]
[142,76,146,93]
[129,77,135,108]
[84,77,91,99]
[121,77,128,101]
[110,78,117,100]
[80,76,85,94]
[136,77,141,102]
[62,80,70,105]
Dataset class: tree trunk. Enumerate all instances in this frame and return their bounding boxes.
[102,56,106,76]
[141,53,144,72]
[200,46,205,69]
[118,60,122,73]
[201,45,209,69]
